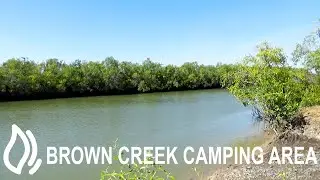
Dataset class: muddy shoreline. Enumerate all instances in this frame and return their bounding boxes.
[208,106,320,180]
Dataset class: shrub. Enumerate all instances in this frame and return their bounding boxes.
[227,43,311,131]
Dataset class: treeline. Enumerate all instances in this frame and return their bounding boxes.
[0,57,236,101]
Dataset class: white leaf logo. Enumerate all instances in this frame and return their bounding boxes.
[3,124,42,175]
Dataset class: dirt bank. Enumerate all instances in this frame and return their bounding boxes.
[208,106,320,180]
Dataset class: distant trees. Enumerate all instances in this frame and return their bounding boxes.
[0,57,236,101]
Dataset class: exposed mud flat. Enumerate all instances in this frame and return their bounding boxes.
[208,106,320,180]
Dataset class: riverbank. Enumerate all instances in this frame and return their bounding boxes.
[208,106,320,180]
[0,87,222,102]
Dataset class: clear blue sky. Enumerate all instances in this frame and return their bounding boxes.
[0,0,319,65]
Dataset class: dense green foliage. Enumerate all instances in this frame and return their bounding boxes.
[228,43,310,130]
[227,25,320,131]
[0,57,235,101]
